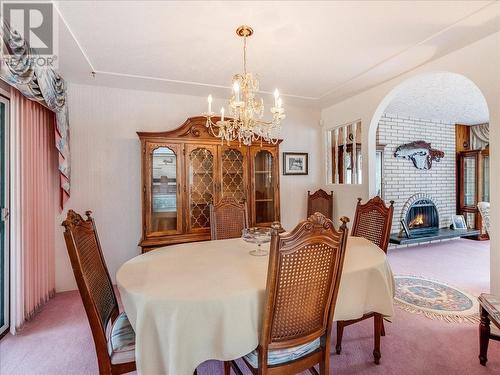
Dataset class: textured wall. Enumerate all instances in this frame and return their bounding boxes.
[377,113,456,233]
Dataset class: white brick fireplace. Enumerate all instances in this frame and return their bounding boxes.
[377,113,456,234]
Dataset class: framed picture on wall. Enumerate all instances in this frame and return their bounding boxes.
[283,152,308,175]
[451,214,467,230]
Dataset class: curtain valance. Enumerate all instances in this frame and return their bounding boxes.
[0,19,70,206]
[470,123,489,150]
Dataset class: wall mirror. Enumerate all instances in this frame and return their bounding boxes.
[326,121,362,184]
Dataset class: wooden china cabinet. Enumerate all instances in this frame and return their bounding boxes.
[138,116,281,252]
[457,149,490,240]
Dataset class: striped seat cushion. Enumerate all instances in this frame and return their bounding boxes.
[244,338,320,368]
[107,312,136,364]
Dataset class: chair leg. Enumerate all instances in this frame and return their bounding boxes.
[320,348,329,375]
[479,306,490,366]
[224,361,231,375]
[373,313,382,365]
[381,320,386,336]
[336,321,344,354]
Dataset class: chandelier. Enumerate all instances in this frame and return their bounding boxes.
[204,25,285,146]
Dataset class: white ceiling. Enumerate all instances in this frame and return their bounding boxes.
[385,72,489,124]
[54,1,500,106]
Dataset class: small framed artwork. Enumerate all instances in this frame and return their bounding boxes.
[451,214,467,230]
[283,152,308,175]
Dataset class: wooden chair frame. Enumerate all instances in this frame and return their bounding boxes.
[228,213,350,375]
[336,196,394,364]
[479,293,500,366]
[351,196,394,253]
[62,210,136,375]
[307,189,334,221]
[210,197,249,240]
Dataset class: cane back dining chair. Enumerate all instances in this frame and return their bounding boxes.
[307,189,334,220]
[62,210,136,375]
[210,197,249,240]
[226,212,350,375]
[336,196,394,364]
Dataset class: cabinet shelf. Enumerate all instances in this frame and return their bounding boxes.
[255,199,273,202]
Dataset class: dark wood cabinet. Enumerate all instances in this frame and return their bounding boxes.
[138,116,281,252]
[457,149,489,240]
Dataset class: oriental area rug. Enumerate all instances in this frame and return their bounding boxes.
[394,275,479,323]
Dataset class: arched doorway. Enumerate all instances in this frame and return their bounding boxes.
[368,71,490,294]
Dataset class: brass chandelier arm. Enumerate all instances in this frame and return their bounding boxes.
[206,116,283,128]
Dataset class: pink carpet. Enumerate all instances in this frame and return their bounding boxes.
[1,239,499,374]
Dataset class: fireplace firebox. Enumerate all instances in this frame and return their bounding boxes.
[404,198,439,236]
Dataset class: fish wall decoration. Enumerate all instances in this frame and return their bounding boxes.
[394,141,444,170]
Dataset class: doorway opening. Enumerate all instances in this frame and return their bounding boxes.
[370,72,490,296]
[0,95,9,338]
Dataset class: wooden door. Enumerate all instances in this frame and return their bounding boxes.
[219,145,248,203]
[185,144,218,234]
[250,146,280,227]
[144,142,183,237]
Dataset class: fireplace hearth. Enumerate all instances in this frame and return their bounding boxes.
[391,193,480,245]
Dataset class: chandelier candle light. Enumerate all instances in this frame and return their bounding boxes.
[204,25,285,146]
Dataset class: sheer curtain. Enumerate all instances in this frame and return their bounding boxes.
[10,88,57,333]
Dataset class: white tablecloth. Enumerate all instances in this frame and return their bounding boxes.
[116,236,394,375]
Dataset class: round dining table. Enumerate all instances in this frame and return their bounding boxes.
[117,236,395,375]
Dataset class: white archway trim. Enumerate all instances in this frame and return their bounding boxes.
[367,71,490,196]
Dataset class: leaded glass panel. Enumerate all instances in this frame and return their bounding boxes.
[189,148,214,229]
[222,148,245,202]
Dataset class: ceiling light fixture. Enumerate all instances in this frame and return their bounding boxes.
[204,25,285,145]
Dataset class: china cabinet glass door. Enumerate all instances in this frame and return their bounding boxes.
[186,145,217,232]
[462,154,477,207]
[148,144,182,235]
[478,150,490,238]
[481,153,490,202]
[252,149,276,225]
[221,147,246,202]
[458,150,489,237]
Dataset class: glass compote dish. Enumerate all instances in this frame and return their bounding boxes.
[242,227,272,256]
